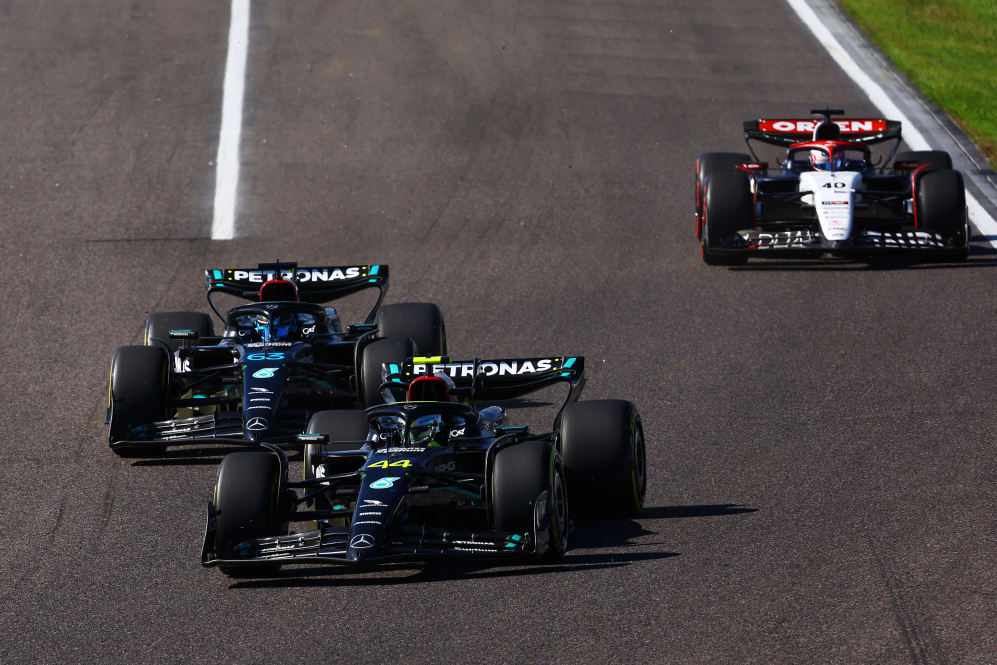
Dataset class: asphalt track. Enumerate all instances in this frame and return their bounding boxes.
[0,1,993,663]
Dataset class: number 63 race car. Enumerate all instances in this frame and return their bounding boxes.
[106,261,446,456]
[695,108,970,264]
[201,354,647,576]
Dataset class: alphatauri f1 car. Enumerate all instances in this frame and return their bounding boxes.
[695,108,970,264]
[106,261,446,456]
[201,355,646,576]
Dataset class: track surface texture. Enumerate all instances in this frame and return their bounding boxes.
[1,1,993,663]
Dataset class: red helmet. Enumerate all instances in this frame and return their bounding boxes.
[406,374,455,402]
[259,279,299,302]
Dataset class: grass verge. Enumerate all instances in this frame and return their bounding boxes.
[837,0,997,168]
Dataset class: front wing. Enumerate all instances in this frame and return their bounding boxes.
[202,519,535,568]
[710,227,964,258]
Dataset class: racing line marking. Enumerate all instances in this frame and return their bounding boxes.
[211,0,250,240]
[785,0,997,247]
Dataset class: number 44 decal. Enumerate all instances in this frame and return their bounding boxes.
[368,459,412,469]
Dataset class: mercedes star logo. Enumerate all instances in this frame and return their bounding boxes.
[246,417,268,431]
[350,534,375,549]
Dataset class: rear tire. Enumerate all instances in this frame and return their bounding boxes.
[213,451,286,577]
[304,410,370,510]
[560,400,646,518]
[359,336,415,407]
[492,441,567,561]
[702,170,751,265]
[376,303,446,356]
[108,346,169,456]
[894,150,952,176]
[144,311,214,347]
[917,169,969,261]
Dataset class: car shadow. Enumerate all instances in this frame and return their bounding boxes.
[131,446,303,467]
[726,239,997,272]
[226,503,755,589]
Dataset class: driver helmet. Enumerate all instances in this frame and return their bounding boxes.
[271,312,298,341]
[810,149,831,171]
[408,413,447,447]
[407,373,456,402]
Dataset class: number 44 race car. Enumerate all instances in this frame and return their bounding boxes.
[201,355,647,577]
[695,108,970,264]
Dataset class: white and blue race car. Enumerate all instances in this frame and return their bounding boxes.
[695,108,970,264]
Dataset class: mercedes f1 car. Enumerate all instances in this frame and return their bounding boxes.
[695,108,970,264]
[201,354,647,576]
[106,261,447,456]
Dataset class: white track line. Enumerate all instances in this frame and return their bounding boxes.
[785,0,997,246]
[211,0,250,240]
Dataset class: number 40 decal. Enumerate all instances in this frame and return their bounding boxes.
[368,459,412,469]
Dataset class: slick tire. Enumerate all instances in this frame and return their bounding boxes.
[697,152,751,239]
[492,441,568,561]
[144,311,214,348]
[376,303,447,357]
[360,336,416,408]
[560,400,646,518]
[894,150,953,176]
[108,345,169,457]
[214,451,287,578]
[917,169,969,261]
[702,170,751,265]
[304,410,370,510]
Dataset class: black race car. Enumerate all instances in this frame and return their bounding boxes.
[201,354,646,576]
[106,261,446,456]
[695,108,970,264]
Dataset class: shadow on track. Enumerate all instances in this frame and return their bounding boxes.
[130,447,303,467]
[226,503,755,589]
[725,239,997,272]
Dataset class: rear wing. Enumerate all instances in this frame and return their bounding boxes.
[384,355,586,413]
[204,261,388,323]
[743,118,901,147]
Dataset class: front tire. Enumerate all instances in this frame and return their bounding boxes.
[213,451,287,577]
[108,345,170,456]
[917,169,969,261]
[492,441,567,561]
[560,400,646,518]
[702,170,751,265]
[697,152,751,239]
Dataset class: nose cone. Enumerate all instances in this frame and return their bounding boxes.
[347,532,377,561]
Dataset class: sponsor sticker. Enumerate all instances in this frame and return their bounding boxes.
[758,119,887,133]
[369,477,400,489]
[350,534,375,549]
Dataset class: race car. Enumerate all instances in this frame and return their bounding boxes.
[106,261,446,456]
[201,354,647,576]
[695,108,970,264]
